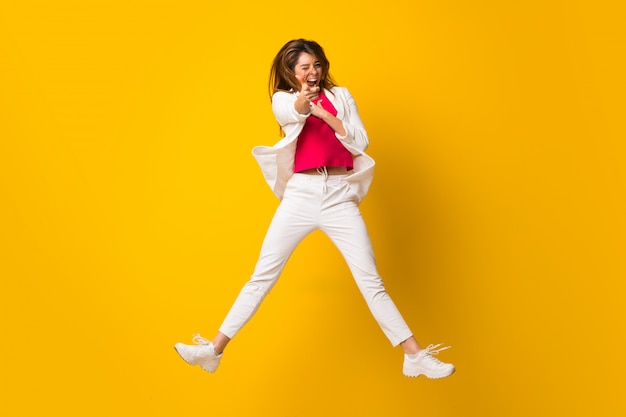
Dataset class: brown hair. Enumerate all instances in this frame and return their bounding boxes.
[269,39,337,99]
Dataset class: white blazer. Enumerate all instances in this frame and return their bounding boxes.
[252,86,375,203]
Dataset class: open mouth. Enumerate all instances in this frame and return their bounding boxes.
[306,79,318,87]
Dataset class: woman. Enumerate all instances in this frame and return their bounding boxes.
[175,39,454,378]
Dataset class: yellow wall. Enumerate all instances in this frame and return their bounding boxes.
[1,1,624,415]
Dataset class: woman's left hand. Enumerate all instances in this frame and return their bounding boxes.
[311,99,346,136]
[311,99,327,118]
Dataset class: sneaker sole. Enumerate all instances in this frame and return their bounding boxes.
[404,367,456,379]
[173,345,219,373]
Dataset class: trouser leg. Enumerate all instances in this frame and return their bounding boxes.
[320,180,413,347]
[218,177,317,339]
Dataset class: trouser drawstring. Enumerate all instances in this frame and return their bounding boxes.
[316,166,329,193]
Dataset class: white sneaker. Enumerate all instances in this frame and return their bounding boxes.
[403,344,455,378]
[174,334,222,373]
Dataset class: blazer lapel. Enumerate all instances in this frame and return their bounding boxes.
[325,87,344,120]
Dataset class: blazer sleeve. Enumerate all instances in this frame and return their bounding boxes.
[334,88,369,152]
[271,91,311,127]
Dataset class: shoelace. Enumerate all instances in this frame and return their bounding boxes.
[421,344,451,363]
[192,334,210,345]
[424,343,451,355]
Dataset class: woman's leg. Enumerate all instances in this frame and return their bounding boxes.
[217,175,318,343]
[174,178,318,372]
[319,180,414,347]
[319,178,454,378]
[211,332,230,354]
[400,336,422,354]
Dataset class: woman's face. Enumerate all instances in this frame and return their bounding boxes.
[293,52,323,88]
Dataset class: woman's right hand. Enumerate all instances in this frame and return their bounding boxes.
[294,74,319,114]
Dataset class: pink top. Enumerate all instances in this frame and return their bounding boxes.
[294,91,354,173]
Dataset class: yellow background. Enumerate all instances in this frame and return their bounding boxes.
[1,1,624,416]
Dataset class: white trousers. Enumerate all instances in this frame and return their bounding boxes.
[219,172,413,346]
